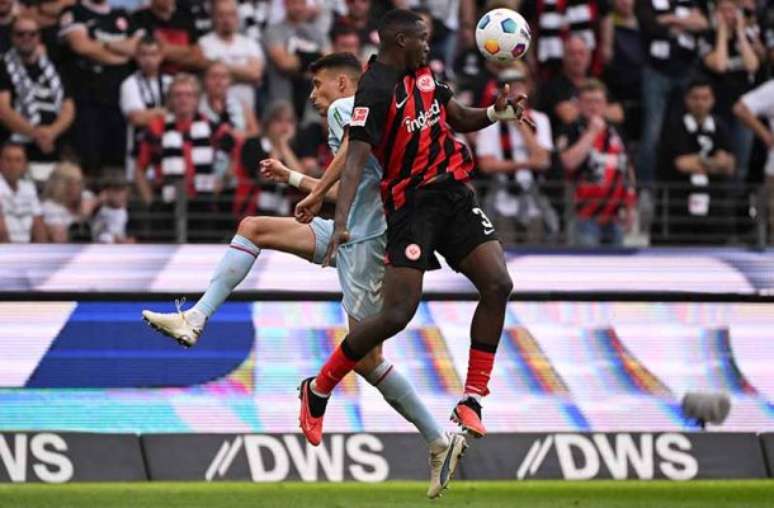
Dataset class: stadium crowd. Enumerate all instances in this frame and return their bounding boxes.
[0,0,772,245]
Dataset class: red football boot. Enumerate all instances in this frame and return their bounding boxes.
[298,377,327,446]
[451,397,486,438]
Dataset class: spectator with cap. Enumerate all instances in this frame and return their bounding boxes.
[658,79,735,244]
[0,15,74,166]
[476,62,558,243]
[198,0,265,110]
[557,79,636,247]
[264,0,327,119]
[59,0,142,174]
[0,141,47,243]
[41,161,97,242]
[120,35,172,181]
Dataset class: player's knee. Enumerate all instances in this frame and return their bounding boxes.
[480,273,513,303]
[237,216,267,247]
[382,305,413,335]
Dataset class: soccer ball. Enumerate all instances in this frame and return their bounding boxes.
[475,8,531,63]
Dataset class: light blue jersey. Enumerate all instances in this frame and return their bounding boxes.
[327,96,386,243]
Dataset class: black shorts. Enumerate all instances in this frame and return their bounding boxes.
[385,177,499,272]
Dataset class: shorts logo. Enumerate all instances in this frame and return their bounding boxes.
[351,107,369,127]
[405,244,421,261]
[417,75,435,93]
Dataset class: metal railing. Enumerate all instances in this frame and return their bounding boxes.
[121,178,770,248]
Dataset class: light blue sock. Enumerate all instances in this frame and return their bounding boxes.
[367,360,444,445]
[192,234,259,318]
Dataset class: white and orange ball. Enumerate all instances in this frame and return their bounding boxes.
[475,8,531,63]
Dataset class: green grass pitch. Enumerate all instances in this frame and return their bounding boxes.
[1,481,773,508]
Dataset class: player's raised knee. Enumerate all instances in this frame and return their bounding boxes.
[237,216,268,246]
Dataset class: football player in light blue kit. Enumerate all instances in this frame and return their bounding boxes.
[141,53,466,497]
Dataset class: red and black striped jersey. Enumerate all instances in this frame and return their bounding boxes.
[348,57,475,214]
[557,122,635,224]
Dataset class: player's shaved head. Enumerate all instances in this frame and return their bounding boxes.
[378,9,424,50]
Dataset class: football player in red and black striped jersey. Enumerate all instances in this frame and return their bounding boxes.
[299,9,534,445]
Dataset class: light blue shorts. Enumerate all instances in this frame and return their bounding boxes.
[310,217,386,321]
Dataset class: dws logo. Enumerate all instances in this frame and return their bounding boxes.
[517,433,698,480]
[0,433,73,483]
[206,434,388,482]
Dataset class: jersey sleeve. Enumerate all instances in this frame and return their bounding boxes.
[327,99,352,146]
[120,77,143,116]
[436,80,454,105]
[348,79,391,146]
[58,5,86,38]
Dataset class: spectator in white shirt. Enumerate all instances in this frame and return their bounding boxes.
[476,64,557,243]
[734,79,774,243]
[199,0,264,109]
[120,35,172,179]
[0,141,47,242]
[41,161,97,242]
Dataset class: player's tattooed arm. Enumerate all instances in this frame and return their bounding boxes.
[446,84,534,133]
[322,139,370,266]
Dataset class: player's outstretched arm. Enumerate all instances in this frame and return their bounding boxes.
[446,84,534,133]
[321,139,370,266]
[259,158,321,195]
[295,137,350,223]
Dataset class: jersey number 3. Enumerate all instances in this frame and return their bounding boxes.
[473,207,495,235]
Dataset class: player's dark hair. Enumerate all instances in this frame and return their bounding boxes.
[309,52,363,78]
[378,9,424,48]
[686,77,713,93]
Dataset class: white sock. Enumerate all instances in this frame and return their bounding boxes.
[429,434,451,454]
[366,360,444,445]
[310,379,330,398]
[192,234,260,318]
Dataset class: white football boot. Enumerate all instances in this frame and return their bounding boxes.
[142,300,205,348]
[427,432,468,499]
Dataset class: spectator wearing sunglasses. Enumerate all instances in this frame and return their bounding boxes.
[0,16,74,164]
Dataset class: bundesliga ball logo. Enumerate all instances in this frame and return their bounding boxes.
[475,8,531,63]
